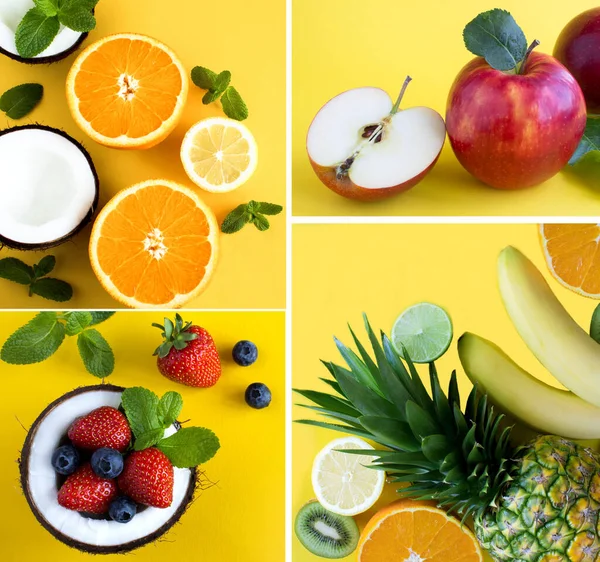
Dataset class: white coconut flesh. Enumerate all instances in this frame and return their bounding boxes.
[0,0,82,58]
[306,87,446,189]
[25,388,193,548]
[0,128,97,245]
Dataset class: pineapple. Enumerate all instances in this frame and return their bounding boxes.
[296,316,600,562]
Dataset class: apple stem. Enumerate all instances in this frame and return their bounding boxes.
[518,39,540,74]
[390,75,412,115]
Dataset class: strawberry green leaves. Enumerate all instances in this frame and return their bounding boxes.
[569,118,600,165]
[0,311,115,377]
[191,65,249,120]
[0,255,72,302]
[121,387,220,467]
[221,201,283,234]
[0,83,44,119]
[463,9,528,72]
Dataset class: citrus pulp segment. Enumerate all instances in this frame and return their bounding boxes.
[89,180,218,309]
[180,117,258,193]
[66,34,188,149]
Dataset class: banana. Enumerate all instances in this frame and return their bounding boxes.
[458,332,600,439]
[498,246,600,408]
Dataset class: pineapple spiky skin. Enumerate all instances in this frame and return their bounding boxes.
[475,436,600,562]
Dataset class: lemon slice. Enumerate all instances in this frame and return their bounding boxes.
[180,117,258,193]
[312,436,385,516]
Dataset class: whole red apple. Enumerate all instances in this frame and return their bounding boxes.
[446,51,586,189]
[554,7,600,113]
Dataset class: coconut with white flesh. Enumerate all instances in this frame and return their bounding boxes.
[0,125,99,250]
[306,81,446,201]
[0,0,88,63]
[20,385,197,554]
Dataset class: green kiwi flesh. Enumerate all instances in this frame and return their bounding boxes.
[295,501,359,559]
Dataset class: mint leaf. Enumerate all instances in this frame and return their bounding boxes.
[0,83,44,119]
[57,6,96,32]
[257,202,283,215]
[157,427,220,468]
[591,305,600,344]
[121,387,161,439]
[30,278,73,302]
[77,329,114,378]
[213,70,231,96]
[34,0,58,17]
[191,66,218,90]
[33,255,55,278]
[133,428,165,451]
[252,213,270,231]
[89,311,116,326]
[570,118,600,165]
[15,9,60,58]
[203,90,222,104]
[221,86,248,121]
[158,391,183,428]
[0,258,33,285]
[1,312,64,364]
[221,204,250,234]
[463,9,527,72]
[65,311,92,336]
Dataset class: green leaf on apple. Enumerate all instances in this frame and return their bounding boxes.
[463,9,527,72]
[569,117,600,165]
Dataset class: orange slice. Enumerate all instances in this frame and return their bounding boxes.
[89,180,218,308]
[539,224,600,298]
[66,34,188,149]
[358,499,483,562]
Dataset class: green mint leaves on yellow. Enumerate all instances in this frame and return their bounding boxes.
[0,255,72,301]
[191,65,249,121]
[221,201,283,234]
[0,84,43,119]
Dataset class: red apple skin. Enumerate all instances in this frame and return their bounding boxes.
[554,7,600,113]
[308,152,442,202]
[446,52,586,190]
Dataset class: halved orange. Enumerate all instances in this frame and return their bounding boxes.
[89,180,218,308]
[539,224,600,298]
[358,499,483,562]
[66,33,188,149]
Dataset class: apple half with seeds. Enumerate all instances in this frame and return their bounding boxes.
[0,125,99,251]
[19,385,196,554]
[0,0,88,64]
[306,77,446,201]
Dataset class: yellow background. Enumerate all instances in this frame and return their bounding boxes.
[0,311,285,561]
[292,0,600,216]
[292,223,600,561]
[0,0,285,309]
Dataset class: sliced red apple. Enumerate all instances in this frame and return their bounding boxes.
[306,79,446,201]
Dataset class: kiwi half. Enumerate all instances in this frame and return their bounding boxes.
[295,501,359,559]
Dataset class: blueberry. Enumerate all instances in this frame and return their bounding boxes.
[51,444,80,475]
[109,496,137,524]
[233,340,258,366]
[91,447,124,479]
[245,382,271,409]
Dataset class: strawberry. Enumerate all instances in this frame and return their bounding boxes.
[67,406,131,452]
[58,463,118,514]
[117,448,174,508]
[153,314,221,388]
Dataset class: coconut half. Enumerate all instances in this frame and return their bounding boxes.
[0,125,99,250]
[0,0,88,64]
[20,385,197,554]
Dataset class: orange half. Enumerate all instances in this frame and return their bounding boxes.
[89,180,218,308]
[540,224,600,298]
[358,500,483,562]
[66,33,188,149]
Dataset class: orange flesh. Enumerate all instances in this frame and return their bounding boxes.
[95,184,213,305]
[73,38,183,139]
[541,224,600,295]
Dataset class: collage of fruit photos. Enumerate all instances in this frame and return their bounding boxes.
[5,0,600,561]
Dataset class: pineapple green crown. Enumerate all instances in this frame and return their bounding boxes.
[295,314,514,519]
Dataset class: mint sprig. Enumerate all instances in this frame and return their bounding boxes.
[0,83,43,119]
[221,201,283,234]
[0,311,115,378]
[0,256,72,302]
[121,387,220,467]
[191,65,249,121]
[16,0,98,58]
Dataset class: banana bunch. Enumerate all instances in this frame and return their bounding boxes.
[458,246,600,439]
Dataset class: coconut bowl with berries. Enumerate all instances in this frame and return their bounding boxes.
[19,384,219,554]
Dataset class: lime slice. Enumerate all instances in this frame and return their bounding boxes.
[391,303,453,363]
